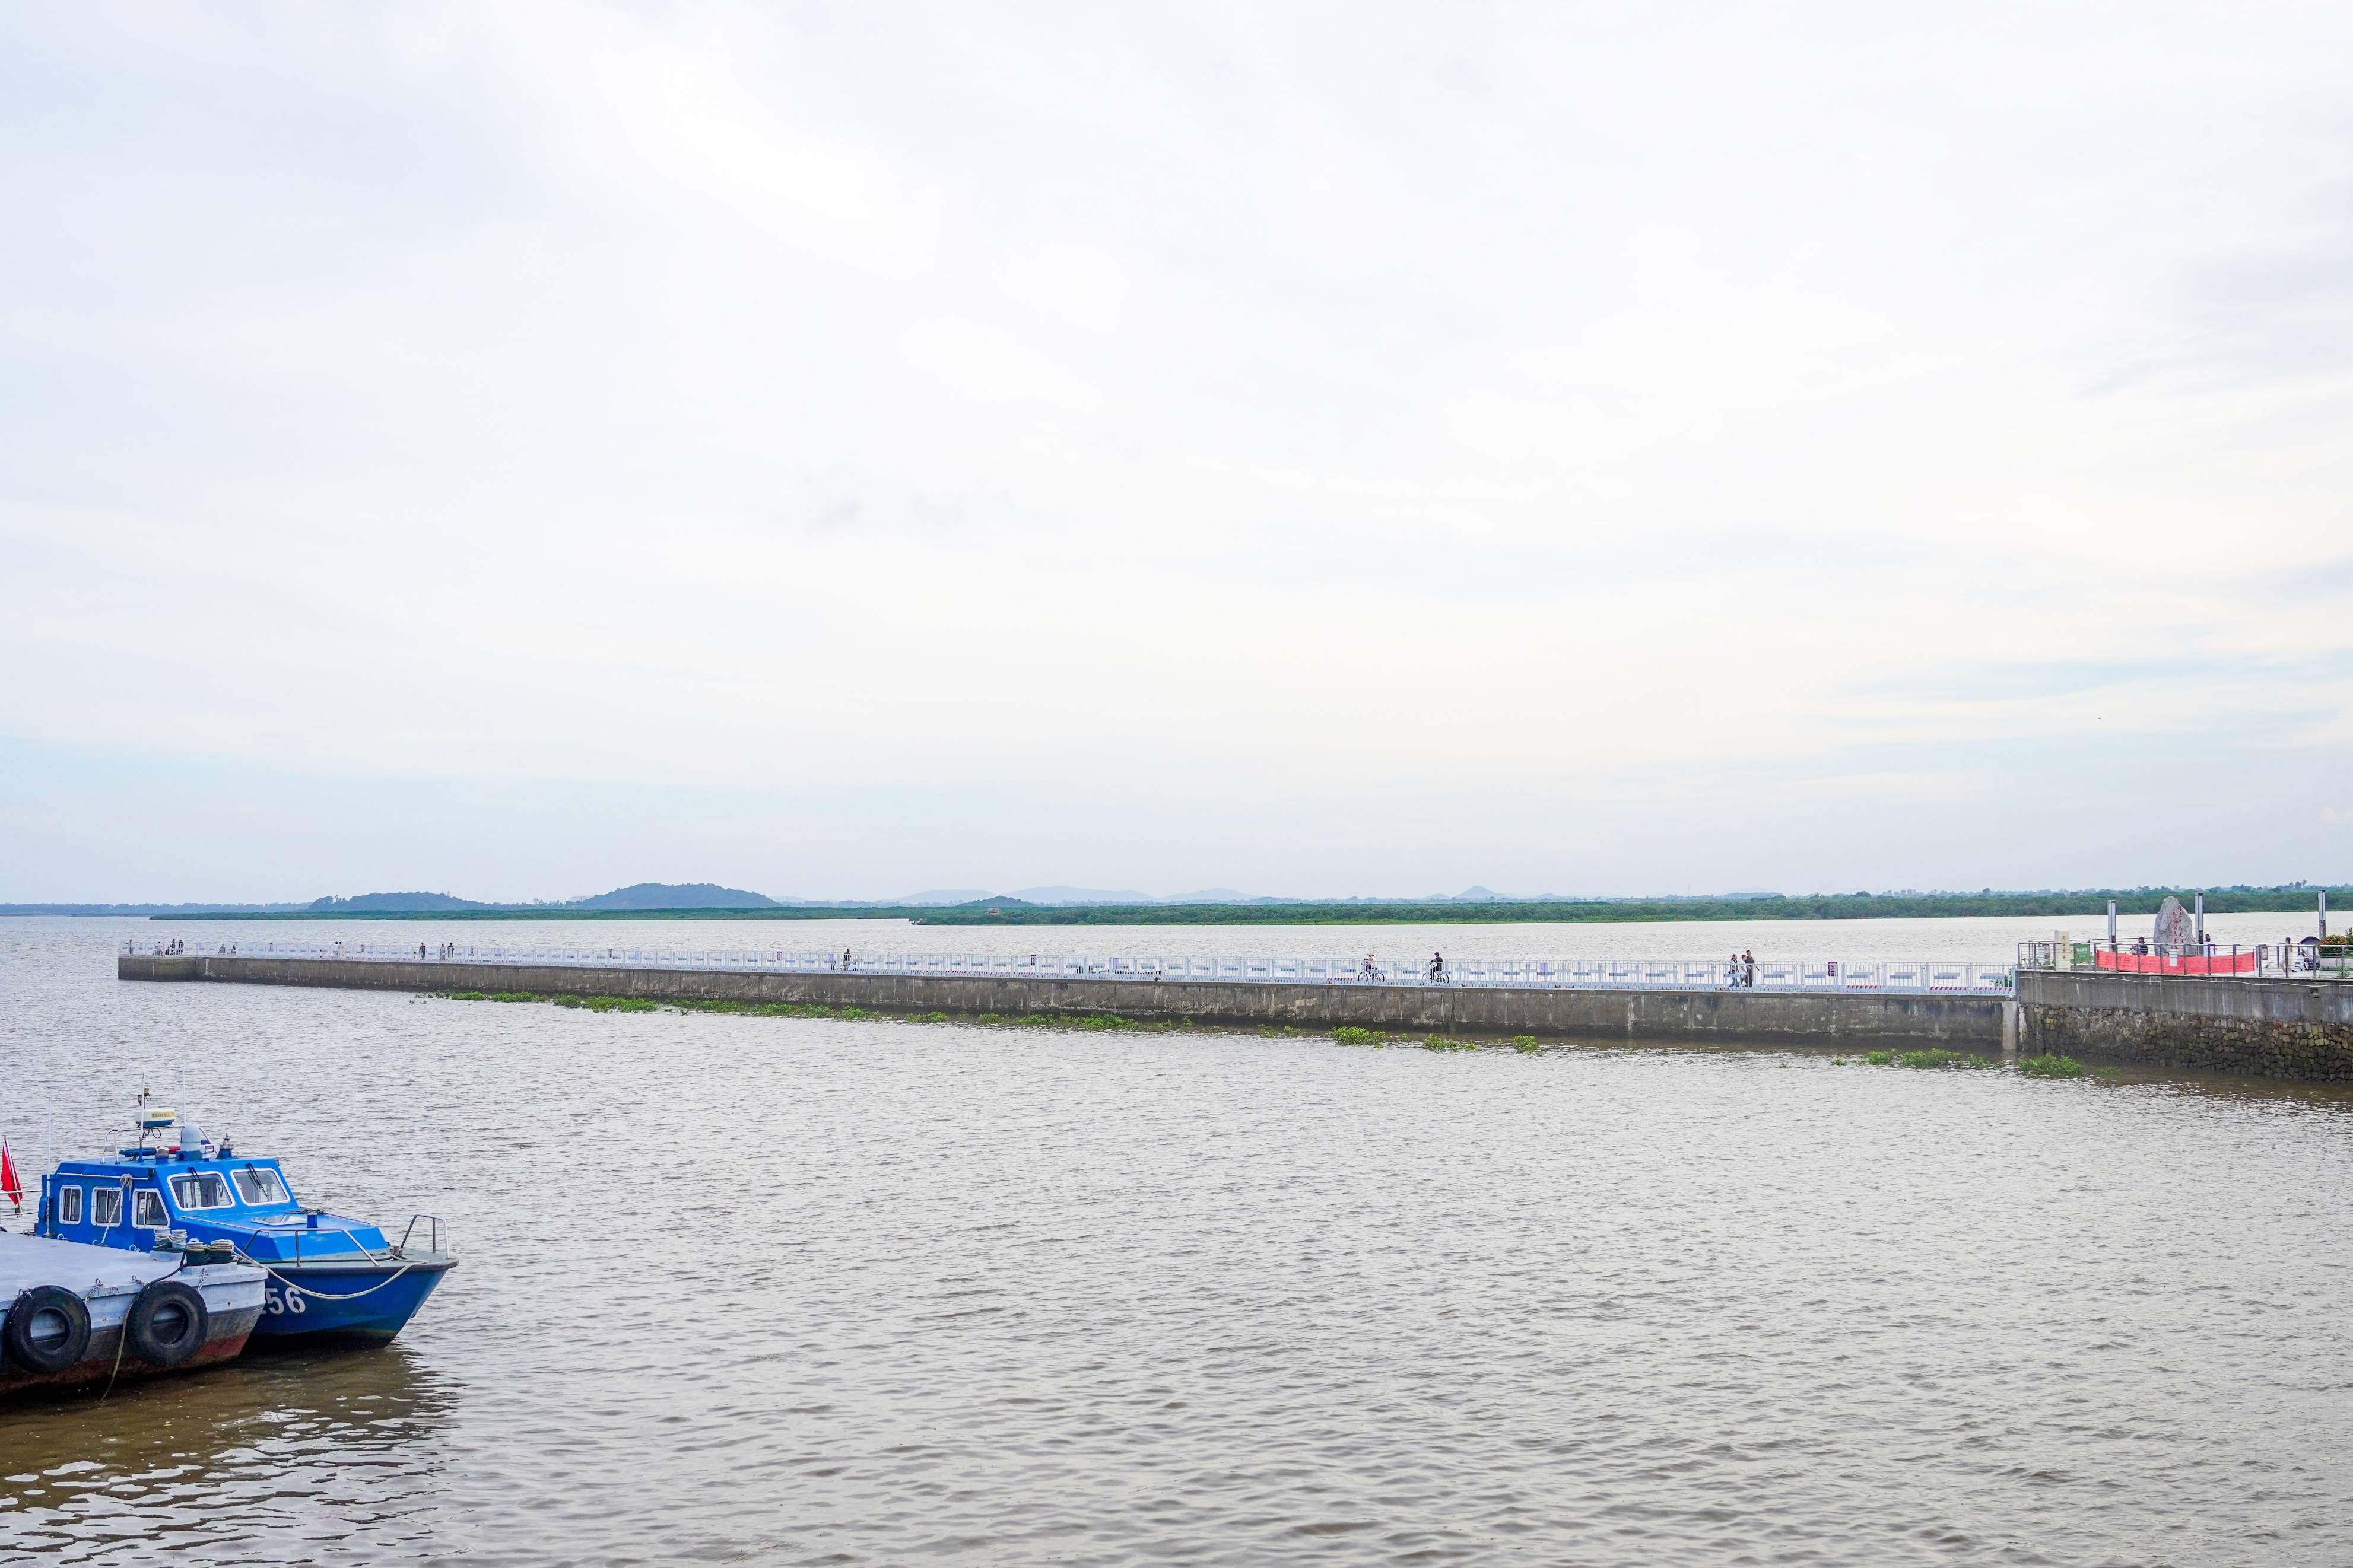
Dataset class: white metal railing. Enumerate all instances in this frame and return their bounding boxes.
[129,939,2015,995]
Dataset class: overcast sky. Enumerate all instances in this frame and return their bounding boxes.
[4,2,2351,902]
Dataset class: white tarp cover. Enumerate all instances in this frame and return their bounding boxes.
[0,1229,181,1301]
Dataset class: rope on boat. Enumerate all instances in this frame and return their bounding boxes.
[236,1254,424,1302]
[96,1284,135,1403]
[234,1214,434,1302]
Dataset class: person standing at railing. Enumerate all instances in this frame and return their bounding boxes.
[1742,950,1757,988]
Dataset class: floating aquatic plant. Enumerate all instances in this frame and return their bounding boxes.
[2019,1054,2086,1079]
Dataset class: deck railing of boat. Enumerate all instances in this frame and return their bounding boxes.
[248,1213,439,1264]
[396,1214,447,1258]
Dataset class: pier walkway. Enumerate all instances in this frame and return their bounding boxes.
[128,940,2015,996]
[120,948,2011,1051]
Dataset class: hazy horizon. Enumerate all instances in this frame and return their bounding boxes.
[11,877,2344,912]
[5,4,2351,901]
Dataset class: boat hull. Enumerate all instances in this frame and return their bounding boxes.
[250,1257,455,1344]
[0,1249,267,1400]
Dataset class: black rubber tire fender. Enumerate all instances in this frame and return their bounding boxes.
[127,1278,209,1369]
[5,1285,93,1375]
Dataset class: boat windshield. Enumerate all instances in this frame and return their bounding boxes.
[230,1167,290,1206]
[170,1171,234,1210]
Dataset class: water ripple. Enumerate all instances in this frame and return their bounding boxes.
[4,918,2353,1564]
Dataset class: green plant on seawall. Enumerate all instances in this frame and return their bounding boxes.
[1513,1036,1540,1054]
[976,1013,1004,1025]
[1332,1026,1385,1046]
[1079,1014,1135,1031]
[1422,1037,1476,1052]
[490,991,538,1003]
[912,1012,951,1023]
[446,991,487,1001]
[1864,1050,1892,1065]
[2019,1054,2086,1079]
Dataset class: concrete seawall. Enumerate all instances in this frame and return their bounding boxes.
[120,953,2005,1049]
[2018,969,2353,1081]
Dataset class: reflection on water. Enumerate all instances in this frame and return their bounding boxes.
[0,1346,451,1559]
[6,916,2353,1566]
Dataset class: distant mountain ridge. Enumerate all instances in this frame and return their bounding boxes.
[310,891,489,912]
[26,882,2351,926]
[570,883,777,910]
[303,883,779,913]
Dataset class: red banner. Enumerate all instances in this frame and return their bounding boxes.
[2094,949,2260,975]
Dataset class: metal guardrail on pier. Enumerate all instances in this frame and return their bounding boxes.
[128,940,2016,995]
[2017,940,2350,979]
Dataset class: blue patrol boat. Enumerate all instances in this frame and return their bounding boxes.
[34,1103,454,1345]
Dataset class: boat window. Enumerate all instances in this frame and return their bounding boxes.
[170,1172,234,1210]
[133,1189,167,1229]
[92,1187,122,1227]
[58,1185,83,1225]
[231,1167,290,1206]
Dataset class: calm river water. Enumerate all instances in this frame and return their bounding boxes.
[4,915,2352,1565]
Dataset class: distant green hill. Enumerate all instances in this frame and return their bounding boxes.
[309,892,489,912]
[569,883,777,910]
[288,882,779,914]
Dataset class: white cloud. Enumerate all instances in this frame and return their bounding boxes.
[2,1,2351,893]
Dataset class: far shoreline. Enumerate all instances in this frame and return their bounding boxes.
[83,887,2352,926]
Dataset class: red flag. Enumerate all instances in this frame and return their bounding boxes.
[0,1138,20,1216]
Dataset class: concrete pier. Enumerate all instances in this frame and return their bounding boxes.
[120,952,2004,1050]
[2018,969,2353,1080]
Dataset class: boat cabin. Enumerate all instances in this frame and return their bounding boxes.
[37,1110,390,1264]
